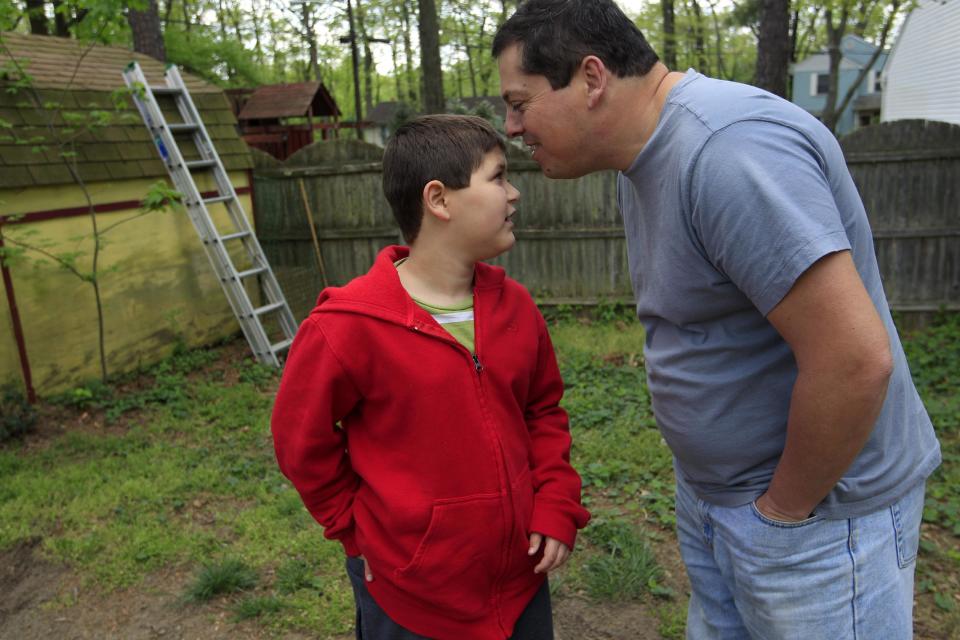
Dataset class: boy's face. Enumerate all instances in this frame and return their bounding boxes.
[445,148,520,261]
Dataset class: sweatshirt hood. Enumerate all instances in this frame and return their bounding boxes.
[313,245,506,327]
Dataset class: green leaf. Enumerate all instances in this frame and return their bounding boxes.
[140,181,183,212]
[934,591,956,612]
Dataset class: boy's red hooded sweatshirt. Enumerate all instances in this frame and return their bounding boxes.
[271,245,589,640]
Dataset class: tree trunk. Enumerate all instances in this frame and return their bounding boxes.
[400,0,418,105]
[128,0,167,61]
[52,0,69,36]
[251,0,264,65]
[661,0,677,70]
[820,4,849,132]
[418,0,445,113]
[300,3,321,82]
[25,0,48,35]
[833,0,900,125]
[689,0,709,74]
[754,0,790,97]
[706,0,728,78]
[355,0,375,113]
[459,17,479,97]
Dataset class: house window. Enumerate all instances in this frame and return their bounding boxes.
[811,73,830,96]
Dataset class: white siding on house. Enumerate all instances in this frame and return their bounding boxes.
[882,0,960,125]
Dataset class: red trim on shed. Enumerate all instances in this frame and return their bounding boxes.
[0,186,253,225]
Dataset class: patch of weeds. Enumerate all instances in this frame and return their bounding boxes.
[50,379,113,411]
[231,595,285,621]
[582,518,662,600]
[1,383,36,442]
[655,602,687,639]
[238,359,280,388]
[157,340,222,376]
[276,558,323,594]
[902,311,960,403]
[183,558,258,602]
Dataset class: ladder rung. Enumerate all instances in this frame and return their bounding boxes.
[151,86,183,95]
[203,194,233,204]
[253,301,284,316]
[184,159,216,170]
[236,266,267,279]
[168,123,199,133]
[271,338,293,353]
[219,230,251,242]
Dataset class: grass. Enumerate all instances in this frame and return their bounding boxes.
[184,558,259,602]
[0,307,957,638]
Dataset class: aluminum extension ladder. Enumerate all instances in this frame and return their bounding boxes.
[122,61,296,367]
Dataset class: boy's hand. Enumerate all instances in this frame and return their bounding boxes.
[528,532,570,574]
[359,555,374,582]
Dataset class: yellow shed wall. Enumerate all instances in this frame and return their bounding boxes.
[0,172,258,395]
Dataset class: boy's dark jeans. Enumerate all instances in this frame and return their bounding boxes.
[346,556,554,640]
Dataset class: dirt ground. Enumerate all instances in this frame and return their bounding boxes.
[0,536,676,640]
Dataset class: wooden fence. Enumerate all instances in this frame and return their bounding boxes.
[252,140,627,320]
[253,120,959,321]
[840,119,960,316]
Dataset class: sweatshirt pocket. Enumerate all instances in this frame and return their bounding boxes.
[394,493,504,620]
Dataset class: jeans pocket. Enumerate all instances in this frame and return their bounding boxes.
[750,500,820,528]
[890,483,924,569]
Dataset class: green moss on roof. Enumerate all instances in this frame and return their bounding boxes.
[0,32,252,190]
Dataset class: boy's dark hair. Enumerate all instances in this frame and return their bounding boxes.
[492,0,659,90]
[382,114,505,244]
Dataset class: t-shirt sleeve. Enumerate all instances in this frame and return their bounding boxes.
[688,120,851,316]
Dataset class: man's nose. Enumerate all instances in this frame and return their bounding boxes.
[505,110,523,137]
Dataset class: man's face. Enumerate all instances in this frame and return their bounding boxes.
[498,43,590,179]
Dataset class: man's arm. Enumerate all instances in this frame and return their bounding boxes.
[758,250,893,521]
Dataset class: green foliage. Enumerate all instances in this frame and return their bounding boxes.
[164,28,267,88]
[237,359,281,388]
[0,384,36,442]
[276,558,324,594]
[902,312,960,399]
[581,518,663,600]
[50,342,221,422]
[139,181,183,213]
[231,595,286,621]
[184,558,258,602]
[901,313,960,534]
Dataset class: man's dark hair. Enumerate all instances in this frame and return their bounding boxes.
[382,114,505,244]
[492,0,659,90]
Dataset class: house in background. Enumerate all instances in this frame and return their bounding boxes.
[882,0,960,125]
[790,34,888,136]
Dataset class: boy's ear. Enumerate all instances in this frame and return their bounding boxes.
[581,55,607,109]
[422,180,450,221]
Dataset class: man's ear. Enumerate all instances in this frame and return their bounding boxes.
[422,180,450,221]
[581,55,607,109]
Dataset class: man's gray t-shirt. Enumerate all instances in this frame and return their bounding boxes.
[617,70,941,518]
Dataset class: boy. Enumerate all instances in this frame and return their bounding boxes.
[271,114,590,640]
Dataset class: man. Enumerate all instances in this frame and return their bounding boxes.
[493,0,942,638]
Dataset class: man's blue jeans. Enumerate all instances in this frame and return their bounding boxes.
[675,473,925,639]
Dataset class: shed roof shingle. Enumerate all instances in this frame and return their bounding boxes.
[0,32,251,190]
[238,82,340,120]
